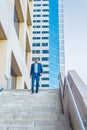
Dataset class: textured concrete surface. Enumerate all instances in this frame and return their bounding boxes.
[0,89,72,130]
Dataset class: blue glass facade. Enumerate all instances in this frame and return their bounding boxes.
[32,0,64,88]
[49,0,59,88]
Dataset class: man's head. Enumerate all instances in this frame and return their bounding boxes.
[35,58,39,63]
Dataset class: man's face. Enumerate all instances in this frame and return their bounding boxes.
[35,58,38,63]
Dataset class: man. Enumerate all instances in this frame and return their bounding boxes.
[30,58,43,94]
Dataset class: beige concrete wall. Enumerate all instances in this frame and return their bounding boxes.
[16,76,23,89]
[0,0,32,89]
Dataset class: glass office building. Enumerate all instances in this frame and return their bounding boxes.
[32,0,65,88]
[32,0,50,88]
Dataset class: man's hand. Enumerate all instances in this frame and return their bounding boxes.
[40,73,42,76]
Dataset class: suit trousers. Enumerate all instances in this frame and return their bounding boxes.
[31,73,40,93]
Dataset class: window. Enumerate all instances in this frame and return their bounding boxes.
[59,24,64,28]
[33,25,41,28]
[32,43,40,46]
[34,4,41,6]
[59,4,63,8]
[43,65,49,67]
[42,20,49,22]
[42,14,49,17]
[42,84,49,87]
[42,43,48,46]
[34,0,41,1]
[59,40,64,44]
[33,37,40,40]
[33,9,41,12]
[42,50,49,54]
[43,71,49,74]
[32,50,40,54]
[33,15,41,17]
[60,53,64,57]
[59,0,63,2]
[60,45,64,50]
[42,57,49,61]
[42,37,49,40]
[59,9,64,13]
[59,34,64,39]
[59,14,64,18]
[59,29,64,33]
[42,9,49,12]
[42,25,49,28]
[60,59,65,64]
[41,78,49,80]
[33,20,41,23]
[59,19,64,24]
[42,4,49,6]
[42,31,49,34]
[33,31,40,34]
[32,57,40,61]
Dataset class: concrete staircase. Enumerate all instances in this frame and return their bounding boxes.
[0,89,72,130]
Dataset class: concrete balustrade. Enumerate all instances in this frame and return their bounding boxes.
[68,71,87,129]
[59,70,87,130]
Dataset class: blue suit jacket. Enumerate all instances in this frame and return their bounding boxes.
[30,63,43,76]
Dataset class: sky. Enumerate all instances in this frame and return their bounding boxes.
[64,0,87,85]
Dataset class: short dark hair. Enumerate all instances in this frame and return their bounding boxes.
[35,58,38,61]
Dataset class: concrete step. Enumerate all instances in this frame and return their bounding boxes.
[0,119,70,126]
[0,126,72,130]
[2,89,59,93]
[0,113,59,120]
[0,109,61,115]
[0,113,69,124]
[0,89,72,130]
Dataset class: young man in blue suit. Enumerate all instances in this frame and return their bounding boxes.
[30,58,43,94]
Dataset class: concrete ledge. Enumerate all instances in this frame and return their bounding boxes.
[0,0,9,39]
[15,0,24,22]
[0,23,7,40]
[27,1,32,26]
[26,29,31,52]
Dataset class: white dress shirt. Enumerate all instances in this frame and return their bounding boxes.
[34,63,38,73]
